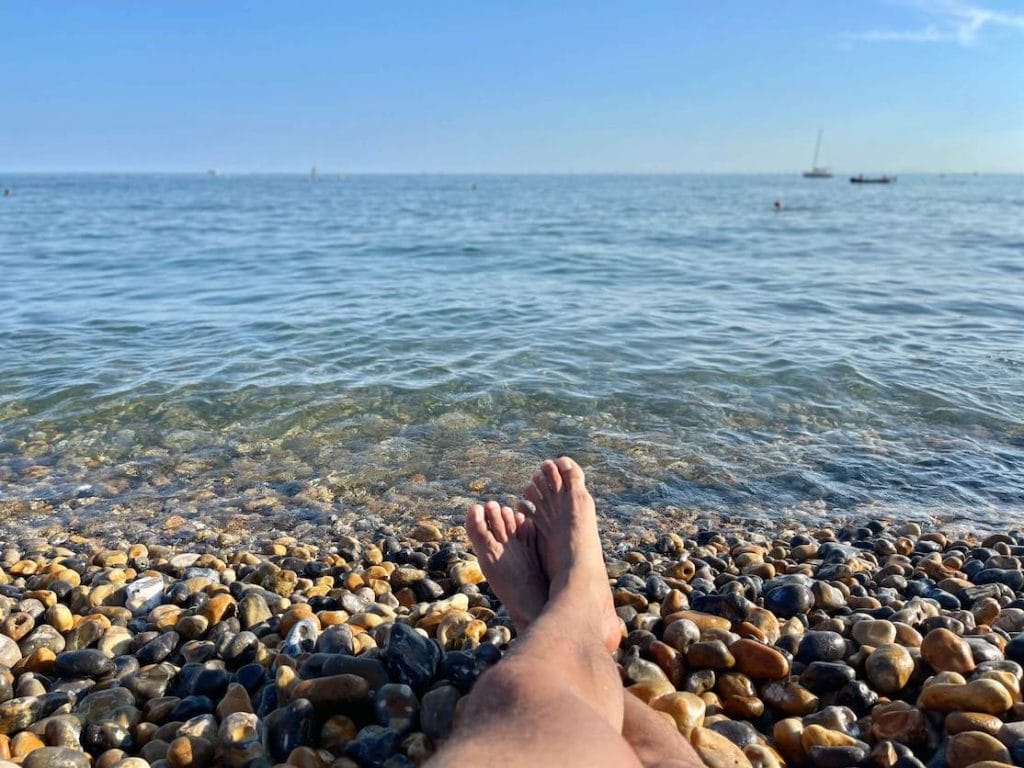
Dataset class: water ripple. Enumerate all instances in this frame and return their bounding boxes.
[1,174,1022,530]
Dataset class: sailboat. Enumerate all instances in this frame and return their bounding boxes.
[802,130,833,178]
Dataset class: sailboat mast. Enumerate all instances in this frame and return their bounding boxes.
[812,129,823,167]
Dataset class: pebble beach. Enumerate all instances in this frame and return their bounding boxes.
[0,516,1022,767]
[2,176,1022,767]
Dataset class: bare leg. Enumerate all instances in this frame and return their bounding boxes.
[429,460,641,767]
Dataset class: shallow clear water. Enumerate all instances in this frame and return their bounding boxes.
[1,174,1022,535]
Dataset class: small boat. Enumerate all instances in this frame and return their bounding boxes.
[850,175,895,184]
[802,129,833,178]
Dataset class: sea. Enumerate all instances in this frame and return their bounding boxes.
[1,174,1022,540]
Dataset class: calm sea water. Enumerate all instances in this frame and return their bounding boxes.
[1,174,1022,535]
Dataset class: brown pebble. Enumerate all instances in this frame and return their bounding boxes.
[771,717,806,766]
[945,711,1003,736]
[652,692,706,738]
[722,695,765,719]
[320,714,358,753]
[762,680,819,716]
[691,726,753,768]
[286,746,330,768]
[871,707,928,746]
[167,734,215,768]
[920,680,1013,715]
[730,638,789,680]
[664,610,731,633]
[646,641,685,688]
[9,731,45,757]
[686,640,735,670]
[1,614,33,642]
[945,731,1010,768]
[800,724,860,749]
[627,679,676,704]
[216,683,254,719]
[199,593,236,625]
[865,644,914,694]
[743,744,784,768]
[921,628,976,674]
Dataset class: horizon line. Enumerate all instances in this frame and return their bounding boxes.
[2,169,1018,176]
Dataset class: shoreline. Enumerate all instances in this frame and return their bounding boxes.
[0,518,1019,766]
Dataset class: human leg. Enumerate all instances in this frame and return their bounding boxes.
[428,462,638,767]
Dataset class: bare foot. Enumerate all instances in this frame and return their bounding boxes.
[465,501,547,632]
[520,457,621,652]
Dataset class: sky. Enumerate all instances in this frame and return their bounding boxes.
[2,1,1022,173]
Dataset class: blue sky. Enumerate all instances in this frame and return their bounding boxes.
[2,1,1021,172]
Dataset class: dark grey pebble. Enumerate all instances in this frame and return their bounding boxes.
[421,684,460,742]
[315,624,355,655]
[168,695,214,721]
[709,718,761,749]
[23,747,91,768]
[384,622,440,692]
[835,679,878,716]
[807,743,869,768]
[796,631,847,664]
[343,724,402,768]
[55,649,115,678]
[265,697,315,761]
[135,631,179,665]
[764,584,813,618]
[374,682,419,734]
[800,661,856,693]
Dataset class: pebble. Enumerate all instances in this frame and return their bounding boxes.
[343,725,401,767]
[22,747,91,768]
[920,627,976,674]
[691,726,754,768]
[0,521,1018,768]
[865,644,914,693]
[652,692,706,737]
[919,679,1014,714]
[421,684,460,742]
[730,639,789,680]
[946,731,1011,768]
[125,576,165,615]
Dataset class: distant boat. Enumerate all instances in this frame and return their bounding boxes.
[802,129,833,178]
[310,166,319,182]
[850,175,896,184]
[207,169,218,177]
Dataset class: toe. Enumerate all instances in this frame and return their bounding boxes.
[484,500,508,543]
[518,515,537,546]
[556,456,585,489]
[500,505,517,536]
[516,497,536,518]
[541,460,563,494]
[523,480,545,507]
[466,504,498,553]
[531,470,550,499]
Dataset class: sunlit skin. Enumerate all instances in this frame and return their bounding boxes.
[430,458,703,768]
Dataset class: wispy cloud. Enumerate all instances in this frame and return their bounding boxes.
[849,0,1024,46]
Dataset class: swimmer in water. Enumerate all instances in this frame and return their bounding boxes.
[2,189,10,198]
[773,200,783,211]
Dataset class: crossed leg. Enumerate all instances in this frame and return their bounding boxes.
[428,457,702,768]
